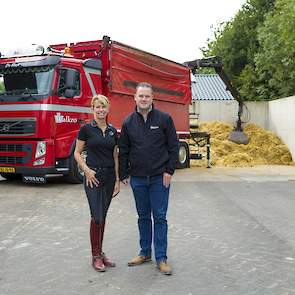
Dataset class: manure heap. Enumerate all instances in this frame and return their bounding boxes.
[190,121,293,167]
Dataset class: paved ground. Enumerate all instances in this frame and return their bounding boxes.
[0,165,295,295]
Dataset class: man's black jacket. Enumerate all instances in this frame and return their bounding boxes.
[119,107,179,180]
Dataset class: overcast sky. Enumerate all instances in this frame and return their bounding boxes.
[1,0,246,63]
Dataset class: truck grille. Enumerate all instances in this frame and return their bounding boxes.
[0,144,23,152]
[0,119,36,136]
[0,156,23,164]
[0,143,32,164]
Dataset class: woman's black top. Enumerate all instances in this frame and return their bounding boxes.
[77,120,118,168]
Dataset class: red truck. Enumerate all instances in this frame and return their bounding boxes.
[0,36,204,184]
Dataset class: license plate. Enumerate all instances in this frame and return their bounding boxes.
[0,167,15,173]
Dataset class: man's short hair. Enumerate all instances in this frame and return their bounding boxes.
[136,82,153,92]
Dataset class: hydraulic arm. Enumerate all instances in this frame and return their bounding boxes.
[184,56,249,144]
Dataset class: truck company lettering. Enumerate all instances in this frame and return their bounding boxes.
[5,63,21,68]
[54,112,77,123]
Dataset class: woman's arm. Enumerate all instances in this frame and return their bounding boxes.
[74,139,99,188]
[112,145,120,197]
[74,139,88,172]
[118,122,130,182]
[113,145,119,181]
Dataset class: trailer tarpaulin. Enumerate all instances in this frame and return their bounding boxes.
[109,43,191,105]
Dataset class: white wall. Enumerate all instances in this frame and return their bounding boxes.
[190,100,269,128]
[268,96,295,161]
[190,96,295,160]
[244,101,269,129]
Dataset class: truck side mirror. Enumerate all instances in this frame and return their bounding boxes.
[65,69,77,89]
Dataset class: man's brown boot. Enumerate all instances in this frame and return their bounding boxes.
[158,261,172,275]
[127,255,152,266]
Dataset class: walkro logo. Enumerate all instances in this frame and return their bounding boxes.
[54,113,77,123]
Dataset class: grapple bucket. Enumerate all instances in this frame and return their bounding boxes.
[228,131,249,145]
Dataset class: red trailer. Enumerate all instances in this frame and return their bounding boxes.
[0,36,205,184]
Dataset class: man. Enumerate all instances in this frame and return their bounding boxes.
[119,82,179,275]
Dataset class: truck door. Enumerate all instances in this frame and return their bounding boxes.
[54,67,88,160]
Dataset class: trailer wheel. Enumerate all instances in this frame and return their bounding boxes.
[177,142,190,169]
[64,151,86,184]
[0,173,21,180]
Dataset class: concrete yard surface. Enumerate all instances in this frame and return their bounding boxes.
[0,165,295,295]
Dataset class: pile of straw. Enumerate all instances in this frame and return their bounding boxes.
[190,121,293,167]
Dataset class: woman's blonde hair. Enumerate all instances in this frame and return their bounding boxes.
[91,95,109,108]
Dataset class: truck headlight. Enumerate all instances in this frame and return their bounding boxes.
[35,141,46,158]
[33,158,45,166]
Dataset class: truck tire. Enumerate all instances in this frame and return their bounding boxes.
[0,173,21,180]
[64,151,86,184]
[177,141,190,169]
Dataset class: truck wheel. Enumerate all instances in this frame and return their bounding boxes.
[0,173,21,180]
[64,151,86,184]
[177,141,190,169]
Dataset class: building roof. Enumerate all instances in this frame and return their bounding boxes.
[191,74,235,101]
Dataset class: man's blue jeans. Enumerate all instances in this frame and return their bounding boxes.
[130,174,170,263]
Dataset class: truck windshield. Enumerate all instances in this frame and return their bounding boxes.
[0,66,54,102]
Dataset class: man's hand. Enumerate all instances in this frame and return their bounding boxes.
[163,172,172,188]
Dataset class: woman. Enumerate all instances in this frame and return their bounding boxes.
[74,95,120,272]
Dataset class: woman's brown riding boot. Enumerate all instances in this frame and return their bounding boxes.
[100,222,116,267]
[90,218,106,272]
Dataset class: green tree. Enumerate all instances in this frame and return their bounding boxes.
[254,0,295,100]
[202,0,276,100]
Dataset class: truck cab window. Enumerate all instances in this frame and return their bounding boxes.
[0,66,54,102]
[57,68,81,98]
